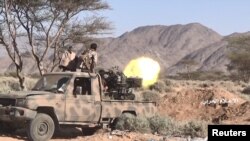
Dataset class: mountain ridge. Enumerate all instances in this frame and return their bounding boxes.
[0,23,247,75]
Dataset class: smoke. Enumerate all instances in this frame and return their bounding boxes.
[123,57,160,88]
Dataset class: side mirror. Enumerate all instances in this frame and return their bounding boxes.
[75,86,82,95]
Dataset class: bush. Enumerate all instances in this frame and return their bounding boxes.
[115,113,135,131]
[181,120,208,138]
[164,79,172,86]
[114,114,208,138]
[115,114,180,135]
[164,86,173,93]
[149,80,166,93]
[148,116,181,136]
[0,76,37,93]
[115,113,150,133]
[142,90,160,102]
[242,86,250,95]
[25,77,38,90]
[171,71,228,81]
[3,72,18,77]
[0,77,18,92]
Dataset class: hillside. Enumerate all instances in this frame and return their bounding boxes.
[0,23,244,75]
[167,41,230,75]
[98,23,222,73]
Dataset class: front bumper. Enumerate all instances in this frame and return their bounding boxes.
[0,106,37,121]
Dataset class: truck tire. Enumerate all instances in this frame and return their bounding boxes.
[27,113,55,141]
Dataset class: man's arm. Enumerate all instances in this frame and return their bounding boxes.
[92,52,98,64]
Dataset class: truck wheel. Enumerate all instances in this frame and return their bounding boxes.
[27,113,55,141]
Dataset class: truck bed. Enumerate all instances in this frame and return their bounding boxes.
[101,100,157,118]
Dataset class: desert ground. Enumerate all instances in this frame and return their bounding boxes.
[0,78,249,141]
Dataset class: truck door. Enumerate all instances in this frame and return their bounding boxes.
[65,76,101,122]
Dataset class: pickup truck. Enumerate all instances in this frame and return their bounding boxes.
[0,72,156,141]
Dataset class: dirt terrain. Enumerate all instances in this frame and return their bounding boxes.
[158,87,249,123]
[0,80,249,141]
[0,128,205,141]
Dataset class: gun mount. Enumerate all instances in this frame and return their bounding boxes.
[99,67,142,100]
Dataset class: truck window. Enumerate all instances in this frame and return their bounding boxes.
[33,74,71,92]
[57,77,70,93]
[73,77,91,95]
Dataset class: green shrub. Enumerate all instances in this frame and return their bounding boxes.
[115,113,136,131]
[114,114,208,138]
[148,115,181,136]
[115,113,150,133]
[133,117,151,133]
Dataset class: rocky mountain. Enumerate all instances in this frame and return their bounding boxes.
[167,41,230,75]
[98,23,222,72]
[167,31,250,75]
[0,23,244,75]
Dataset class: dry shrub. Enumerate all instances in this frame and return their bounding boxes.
[181,120,208,138]
[25,77,38,90]
[197,80,214,88]
[242,86,250,95]
[239,81,247,88]
[115,114,208,138]
[164,86,174,93]
[164,79,172,86]
[163,79,176,92]
[149,80,166,93]
[142,90,160,102]
[0,76,37,92]
[173,71,227,81]
[0,77,18,92]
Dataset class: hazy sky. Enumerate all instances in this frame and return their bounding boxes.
[101,0,250,37]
